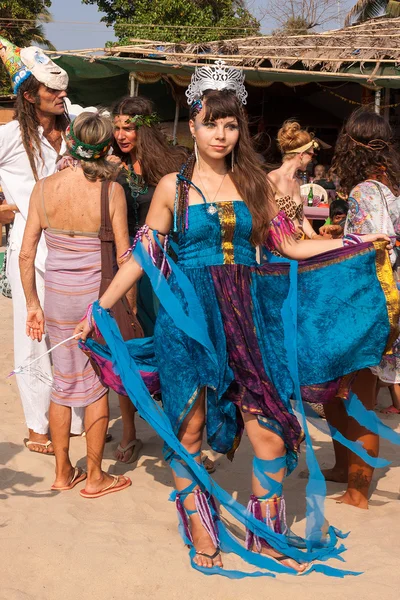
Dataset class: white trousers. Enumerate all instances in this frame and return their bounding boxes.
[7,247,84,435]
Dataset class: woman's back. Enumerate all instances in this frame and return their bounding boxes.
[40,167,105,236]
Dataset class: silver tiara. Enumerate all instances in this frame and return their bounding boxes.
[185,60,248,106]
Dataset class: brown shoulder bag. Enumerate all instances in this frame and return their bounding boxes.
[99,181,143,341]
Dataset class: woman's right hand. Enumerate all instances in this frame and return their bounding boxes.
[73,318,94,343]
[319,224,343,238]
[26,307,45,342]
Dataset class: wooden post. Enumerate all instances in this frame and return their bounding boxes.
[172,99,179,145]
[129,72,138,97]
[374,88,381,114]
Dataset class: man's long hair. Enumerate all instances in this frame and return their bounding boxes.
[13,76,69,181]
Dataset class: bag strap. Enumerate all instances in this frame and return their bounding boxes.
[99,181,114,243]
[99,181,115,283]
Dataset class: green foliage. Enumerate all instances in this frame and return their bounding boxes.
[0,0,55,95]
[83,0,259,43]
[345,0,400,25]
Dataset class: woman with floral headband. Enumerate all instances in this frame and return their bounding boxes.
[75,64,396,576]
[112,96,187,464]
[19,112,132,497]
[322,108,400,507]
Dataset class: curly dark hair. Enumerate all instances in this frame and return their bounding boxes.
[112,95,187,187]
[331,108,400,196]
[13,75,69,181]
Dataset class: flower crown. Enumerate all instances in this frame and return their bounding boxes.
[117,112,160,129]
[185,60,248,107]
[65,121,112,161]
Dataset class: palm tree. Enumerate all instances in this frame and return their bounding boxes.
[345,1,400,26]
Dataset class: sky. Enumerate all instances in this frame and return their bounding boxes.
[44,0,355,51]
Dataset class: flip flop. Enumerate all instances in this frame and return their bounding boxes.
[380,405,400,415]
[24,438,55,455]
[201,454,216,474]
[51,467,87,491]
[115,439,143,463]
[79,475,132,499]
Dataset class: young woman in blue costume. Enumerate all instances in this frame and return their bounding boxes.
[75,63,395,577]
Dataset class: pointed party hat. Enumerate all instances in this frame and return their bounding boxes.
[0,35,68,94]
[0,35,32,93]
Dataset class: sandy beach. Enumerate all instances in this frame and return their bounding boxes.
[1,293,400,600]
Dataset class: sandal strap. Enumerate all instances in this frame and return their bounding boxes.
[25,439,52,448]
[195,548,221,560]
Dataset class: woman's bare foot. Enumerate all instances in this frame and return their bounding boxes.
[25,430,54,454]
[333,490,368,509]
[189,515,223,569]
[321,467,348,483]
[52,464,75,488]
[259,545,308,573]
[114,439,142,463]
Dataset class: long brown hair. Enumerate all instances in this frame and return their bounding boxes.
[13,76,69,181]
[178,89,275,245]
[331,108,400,196]
[112,96,187,187]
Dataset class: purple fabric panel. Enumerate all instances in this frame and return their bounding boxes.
[300,379,341,404]
[80,345,161,398]
[210,264,302,453]
[44,231,107,407]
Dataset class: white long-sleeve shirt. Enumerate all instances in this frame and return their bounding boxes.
[0,119,66,272]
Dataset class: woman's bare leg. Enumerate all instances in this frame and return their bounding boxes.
[115,394,139,462]
[243,412,306,573]
[50,402,73,487]
[334,369,378,509]
[82,393,128,493]
[323,399,349,483]
[172,389,223,569]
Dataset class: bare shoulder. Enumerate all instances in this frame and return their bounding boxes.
[157,172,179,192]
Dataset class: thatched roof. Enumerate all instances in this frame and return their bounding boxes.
[105,17,400,79]
[45,16,400,106]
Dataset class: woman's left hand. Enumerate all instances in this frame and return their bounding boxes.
[26,307,45,342]
[362,233,391,249]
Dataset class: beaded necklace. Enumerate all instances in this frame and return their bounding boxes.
[122,161,149,231]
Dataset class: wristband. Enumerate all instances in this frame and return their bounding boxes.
[343,233,363,247]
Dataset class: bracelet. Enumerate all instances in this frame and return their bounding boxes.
[343,233,363,247]
[81,302,101,337]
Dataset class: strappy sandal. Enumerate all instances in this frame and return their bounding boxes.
[24,439,54,455]
[246,495,309,574]
[195,548,221,561]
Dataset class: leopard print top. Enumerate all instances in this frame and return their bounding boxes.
[275,195,304,226]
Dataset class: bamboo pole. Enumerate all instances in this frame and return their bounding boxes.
[105,47,400,65]
[172,99,180,145]
[98,55,400,82]
[375,88,381,114]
